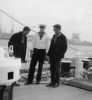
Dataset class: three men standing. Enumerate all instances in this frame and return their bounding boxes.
[9,24,67,88]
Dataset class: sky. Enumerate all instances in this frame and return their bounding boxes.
[0,0,92,42]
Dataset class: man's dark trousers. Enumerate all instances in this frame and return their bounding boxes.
[27,48,46,83]
[50,59,61,85]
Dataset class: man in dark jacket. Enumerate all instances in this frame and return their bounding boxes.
[8,26,30,63]
[46,24,67,87]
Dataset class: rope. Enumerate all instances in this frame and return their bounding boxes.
[69,46,83,52]
[68,46,92,56]
[0,9,91,54]
[0,9,37,33]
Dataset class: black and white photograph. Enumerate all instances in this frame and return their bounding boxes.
[0,0,92,100]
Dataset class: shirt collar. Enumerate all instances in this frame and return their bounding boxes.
[37,32,46,36]
[55,32,61,38]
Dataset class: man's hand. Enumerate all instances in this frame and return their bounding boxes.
[46,56,50,63]
[8,45,14,57]
[30,50,33,57]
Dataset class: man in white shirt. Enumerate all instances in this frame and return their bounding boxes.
[25,24,50,85]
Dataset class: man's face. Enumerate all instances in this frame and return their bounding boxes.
[40,27,45,32]
[23,30,30,36]
[53,27,59,34]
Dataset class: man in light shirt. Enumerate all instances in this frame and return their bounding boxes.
[25,24,50,85]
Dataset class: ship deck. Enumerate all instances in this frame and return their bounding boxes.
[13,81,92,100]
[13,62,92,100]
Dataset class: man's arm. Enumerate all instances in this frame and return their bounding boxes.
[56,35,67,59]
[8,34,16,48]
[46,35,50,54]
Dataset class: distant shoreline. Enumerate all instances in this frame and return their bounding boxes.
[0,33,92,47]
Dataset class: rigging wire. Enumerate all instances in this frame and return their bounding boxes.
[0,9,37,33]
[69,46,83,52]
[0,9,90,54]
